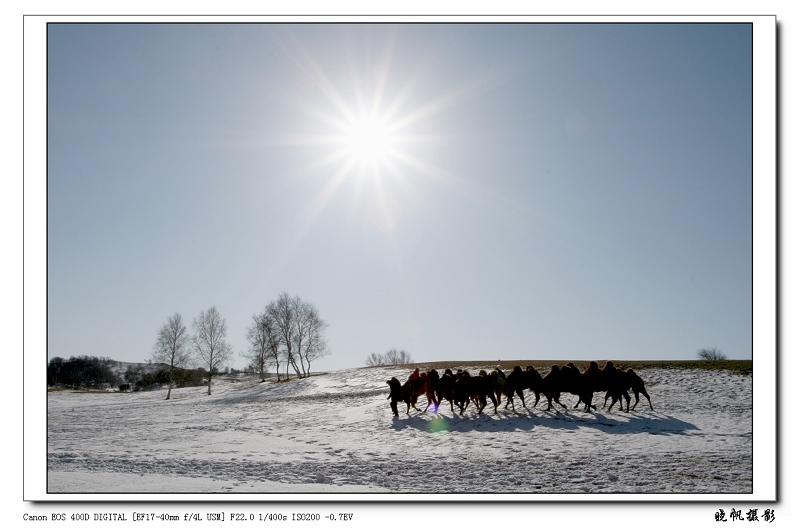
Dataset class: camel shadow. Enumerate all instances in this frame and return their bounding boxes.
[390,407,699,435]
[534,410,699,435]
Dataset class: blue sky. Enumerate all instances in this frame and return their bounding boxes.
[47,23,753,371]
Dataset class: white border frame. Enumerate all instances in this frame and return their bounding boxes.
[24,14,777,503]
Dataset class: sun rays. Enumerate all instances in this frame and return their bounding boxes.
[252,24,535,292]
[269,27,511,234]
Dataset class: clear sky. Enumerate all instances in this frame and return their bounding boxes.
[47,23,753,371]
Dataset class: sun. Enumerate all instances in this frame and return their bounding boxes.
[343,115,394,165]
[275,28,503,235]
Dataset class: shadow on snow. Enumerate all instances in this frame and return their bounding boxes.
[390,408,698,435]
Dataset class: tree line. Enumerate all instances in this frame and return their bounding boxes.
[123,364,207,392]
[46,354,212,392]
[46,355,234,393]
[48,293,329,397]
[47,356,119,389]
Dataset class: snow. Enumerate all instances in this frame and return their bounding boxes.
[45,364,753,500]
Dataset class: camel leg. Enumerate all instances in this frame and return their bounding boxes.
[411,398,421,412]
[622,391,630,412]
[642,390,653,410]
[584,394,596,412]
[631,392,640,411]
[427,391,439,413]
[429,398,439,413]
[421,394,432,412]
[608,396,617,411]
[484,394,493,414]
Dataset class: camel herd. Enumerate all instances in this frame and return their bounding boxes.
[385,361,653,417]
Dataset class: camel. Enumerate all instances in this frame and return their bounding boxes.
[454,370,497,415]
[385,370,439,416]
[490,368,515,411]
[604,367,653,411]
[540,365,569,411]
[436,369,458,413]
[504,366,530,410]
[402,370,439,414]
[560,363,597,413]
[524,365,544,408]
[599,361,632,412]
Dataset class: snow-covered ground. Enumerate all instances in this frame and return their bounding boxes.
[47,365,752,499]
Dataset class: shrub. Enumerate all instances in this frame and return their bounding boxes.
[697,347,727,361]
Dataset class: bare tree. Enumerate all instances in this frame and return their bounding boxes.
[365,349,412,366]
[265,317,282,381]
[267,293,301,380]
[151,312,193,399]
[264,293,330,379]
[192,306,232,395]
[294,298,328,376]
[697,347,727,361]
[246,311,280,382]
[384,348,413,365]
[365,352,384,367]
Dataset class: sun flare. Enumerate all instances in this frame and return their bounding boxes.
[277,28,499,237]
[344,116,394,164]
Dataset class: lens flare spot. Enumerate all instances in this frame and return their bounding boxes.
[427,417,449,433]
